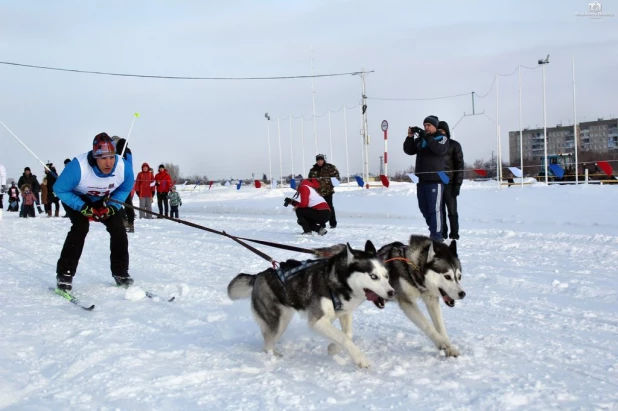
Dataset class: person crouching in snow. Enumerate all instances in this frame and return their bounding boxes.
[286,178,330,235]
[21,184,39,218]
[168,185,182,219]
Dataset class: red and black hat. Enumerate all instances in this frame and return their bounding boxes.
[92,133,116,158]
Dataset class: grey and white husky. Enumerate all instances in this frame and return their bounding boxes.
[377,235,465,357]
[227,241,394,368]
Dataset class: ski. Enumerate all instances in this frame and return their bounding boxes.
[49,287,95,311]
[116,284,175,302]
[145,291,175,302]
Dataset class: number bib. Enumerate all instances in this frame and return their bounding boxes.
[74,153,126,198]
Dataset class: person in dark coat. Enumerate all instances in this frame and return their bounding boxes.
[403,115,449,242]
[44,163,61,217]
[112,137,136,232]
[17,167,41,216]
[308,154,340,229]
[438,121,464,240]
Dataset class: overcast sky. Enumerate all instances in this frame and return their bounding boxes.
[1,0,616,181]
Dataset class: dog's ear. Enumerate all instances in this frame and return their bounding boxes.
[364,240,376,255]
[346,242,355,264]
[427,241,436,262]
[449,240,457,257]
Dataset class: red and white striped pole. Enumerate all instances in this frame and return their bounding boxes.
[381,120,389,176]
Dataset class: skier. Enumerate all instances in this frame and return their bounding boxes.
[53,133,135,292]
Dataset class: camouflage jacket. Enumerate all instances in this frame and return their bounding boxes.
[308,162,340,196]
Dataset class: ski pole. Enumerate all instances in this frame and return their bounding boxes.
[121,113,140,158]
[0,119,54,174]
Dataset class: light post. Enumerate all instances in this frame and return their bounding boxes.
[265,112,273,189]
[538,54,550,184]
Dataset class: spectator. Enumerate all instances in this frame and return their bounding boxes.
[44,163,60,217]
[7,182,20,212]
[154,164,172,218]
[41,177,51,216]
[403,115,449,242]
[0,163,6,210]
[112,137,136,232]
[168,185,182,219]
[438,121,464,240]
[21,184,39,218]
[288,178,330,235]
[18,167,41,216]
[308,154,340,229]
[134,162,155,219]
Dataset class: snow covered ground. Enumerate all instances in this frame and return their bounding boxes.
[0,181,617,410]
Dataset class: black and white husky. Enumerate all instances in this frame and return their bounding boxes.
[227,241,394,368]
[377,235,465,357]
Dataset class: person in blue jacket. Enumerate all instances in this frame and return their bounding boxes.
[54,133,135,292]
[403,115,449,242]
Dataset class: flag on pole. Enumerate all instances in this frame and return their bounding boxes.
[330,177,340,186]
[407,173,419,184]
[508,167,523,178]
[379,175,390,188]
[290,178,297,190]
[354,175,364,187]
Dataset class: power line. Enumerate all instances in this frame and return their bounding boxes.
[0,60,364,81]
[368,92,470,101]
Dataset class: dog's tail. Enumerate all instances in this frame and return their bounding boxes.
[227,274,256,300]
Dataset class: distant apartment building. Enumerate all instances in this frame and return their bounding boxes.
[509,117,618,161]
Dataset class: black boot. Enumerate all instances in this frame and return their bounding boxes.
[113,274,134,288]
[56,274,73,291]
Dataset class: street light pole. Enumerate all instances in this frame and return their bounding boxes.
[265,113,273,189]
[538,54,550,184]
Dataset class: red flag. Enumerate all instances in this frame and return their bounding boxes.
[254,180,262,188]
[208,181,213,190]
[379,175,390,188]
[596,161,613,177]
[474,169,488,177]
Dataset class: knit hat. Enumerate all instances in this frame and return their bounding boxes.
[316,154,326,161]
[438,121,451,138]
[158,164,165,170]
[64,158,71,165]
[423,115,439,129]
[24,166,31,172]
[92,133,116,158]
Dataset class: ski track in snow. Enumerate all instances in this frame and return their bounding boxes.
[0,182,617,410]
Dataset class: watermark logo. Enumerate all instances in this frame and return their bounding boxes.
[576,1,614,18]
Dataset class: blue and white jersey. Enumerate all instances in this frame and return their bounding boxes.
[54,152,135,211]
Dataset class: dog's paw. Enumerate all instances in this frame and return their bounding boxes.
[264,348,283,358]
[354,355,371,369]
[441,345,460,358]
[328,343,343,356]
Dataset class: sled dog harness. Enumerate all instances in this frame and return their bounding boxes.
[275,259,343,311]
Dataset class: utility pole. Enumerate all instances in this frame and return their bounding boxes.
[538,54,550,184]
[360,69,370,184]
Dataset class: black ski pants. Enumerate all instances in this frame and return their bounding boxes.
[321,193,337,228]
[157,192,169,217]
[295,207,330,233]
[56,206,129,277]
[441,184,460,240]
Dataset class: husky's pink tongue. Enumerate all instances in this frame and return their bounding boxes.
[442,293,455,307]
[364,289,385,309]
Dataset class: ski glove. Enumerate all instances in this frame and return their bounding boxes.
[92,205,117,222]
[80,204,94,218]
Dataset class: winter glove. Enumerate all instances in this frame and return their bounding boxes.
[37,205,43,214]
[180,201,182,206]
[92,205,117,222]
[453,185,461,197]
[80,204,94,218]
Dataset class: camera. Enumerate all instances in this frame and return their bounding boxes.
[409,126,423,134]
[283,197,294,207]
